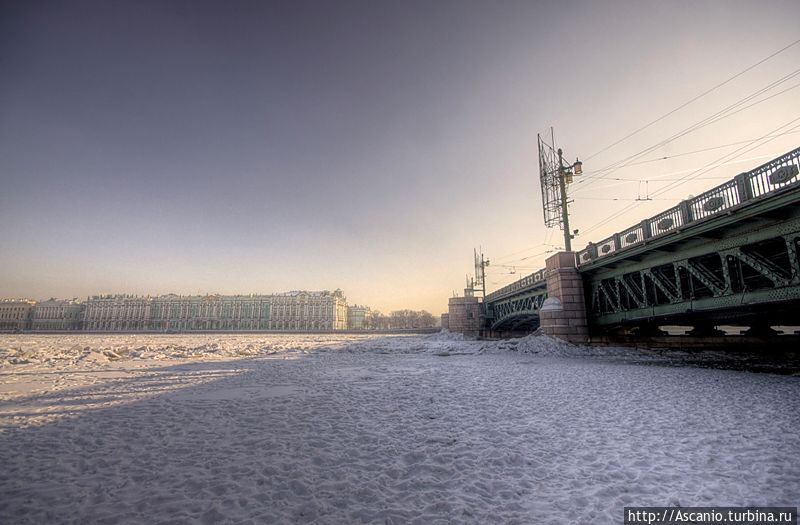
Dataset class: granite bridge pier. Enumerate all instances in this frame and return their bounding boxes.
[443,147,800,347]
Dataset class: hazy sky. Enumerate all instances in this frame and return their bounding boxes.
[2,0,799,315]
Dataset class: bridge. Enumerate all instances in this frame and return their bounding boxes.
[450,146,800,340]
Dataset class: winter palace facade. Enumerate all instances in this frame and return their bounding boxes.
[1,290,352,332]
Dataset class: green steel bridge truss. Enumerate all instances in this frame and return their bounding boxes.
[486,283,548,331]
[584,215,800,326]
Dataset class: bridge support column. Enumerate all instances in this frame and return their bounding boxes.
[447,289,481,337]
[540,252,589,344]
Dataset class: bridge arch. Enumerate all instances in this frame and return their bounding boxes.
[486,289,548,332]
[490,311,541,331]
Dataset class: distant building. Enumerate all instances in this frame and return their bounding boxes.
[31,299,85,331]
[149,294,271,332]
[271,290,348,331]
[0,288,355,333]
[0,299,36,332]
[84,295,152,331]
[79,289,350,332]
[347,305,370,330]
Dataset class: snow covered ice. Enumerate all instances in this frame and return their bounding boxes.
[0,333,798,523]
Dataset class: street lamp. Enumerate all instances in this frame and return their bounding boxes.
[557,148,582,251]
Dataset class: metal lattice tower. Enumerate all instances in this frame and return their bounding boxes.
[538,130,563,229]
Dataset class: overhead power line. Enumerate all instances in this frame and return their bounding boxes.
[581,123,799,236]
[579,197,680,202]
[576,130,800,177]
[581,82,800,180]
[492,264,544,270]
[490,244,558,264]
[583,38,800,163]
[492,249,556,267]
[571,151,785,193]
[576,66,800,192]
[579,119,800,237]
[650,117,800,198]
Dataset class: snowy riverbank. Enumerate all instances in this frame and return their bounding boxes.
[1,333,798,523]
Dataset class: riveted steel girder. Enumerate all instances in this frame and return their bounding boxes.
[488,287,548,330]
[587,219,800,325]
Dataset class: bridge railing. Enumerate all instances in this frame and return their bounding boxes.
[747,148,800,197]
[484,268,546,303]
[689,178,742,221]
[576,146,800,266]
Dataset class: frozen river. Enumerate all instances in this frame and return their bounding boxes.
[0,333,798,523]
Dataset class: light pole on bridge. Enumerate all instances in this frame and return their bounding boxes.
[556,148,582,252]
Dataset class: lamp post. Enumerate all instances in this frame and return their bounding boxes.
[556,148,582,252]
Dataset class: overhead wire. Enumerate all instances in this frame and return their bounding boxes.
[579,124,799,237]
[582,38,800,163]
[574,66,800,191]
[579,197,680,201]
[582,78,800,180]
[491,248,556,267]
[649,116,800,199]
[580,81,800,181]
[490,244,557,265]
[578,118,800,237]
[591,130,800,173]
[571,151,786,193]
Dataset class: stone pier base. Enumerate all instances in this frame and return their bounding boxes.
[447,291,481,338]
[539,252,589,344]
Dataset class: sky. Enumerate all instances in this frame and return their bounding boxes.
[1,0,799,315]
